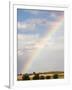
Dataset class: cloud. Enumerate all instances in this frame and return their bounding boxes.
[17,34,39,49]
[18,34,39,41]
[17,30,64,58]
[17,16,64,54]
[17,21,36,30]
[17,18,50,31]
[27,10,40,15]
[18,50,24,56]
[17,9,64,73]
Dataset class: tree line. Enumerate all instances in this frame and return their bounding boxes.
[22,72,59,80]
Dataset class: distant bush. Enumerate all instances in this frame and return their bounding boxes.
[20,73,22,75]
[22,73,30,80]
[33,72,36,75]
[53,74,58,79]
[39,75,45,79]
[33,73,39,80]
[46,76,51,79]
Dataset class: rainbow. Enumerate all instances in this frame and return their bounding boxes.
[21,15,64,74]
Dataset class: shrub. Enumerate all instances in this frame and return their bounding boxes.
[53,74,58,79]
[39,75,45,79]
[33,72,36,75]
[22,73,30,80]
[33,73,39,80]
[46,76,51,79]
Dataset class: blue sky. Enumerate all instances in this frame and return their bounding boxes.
[17,9,64,74]
[17,9,63,21]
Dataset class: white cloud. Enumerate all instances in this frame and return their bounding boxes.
[17,21,36,30]
[18,50,24,56]
[18,34,39,41]
[17,18,50,31]
[17,30,64,54]
[17,34,40,52]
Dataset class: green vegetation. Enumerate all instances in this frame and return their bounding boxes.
[33,73,39,80]
[53,74,58,79]
[22,73,30,80]
[46,76,51,79]
[17,71,64,80]
[39,76,45,79]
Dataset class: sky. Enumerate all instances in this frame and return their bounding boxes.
[17,8,64,74]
